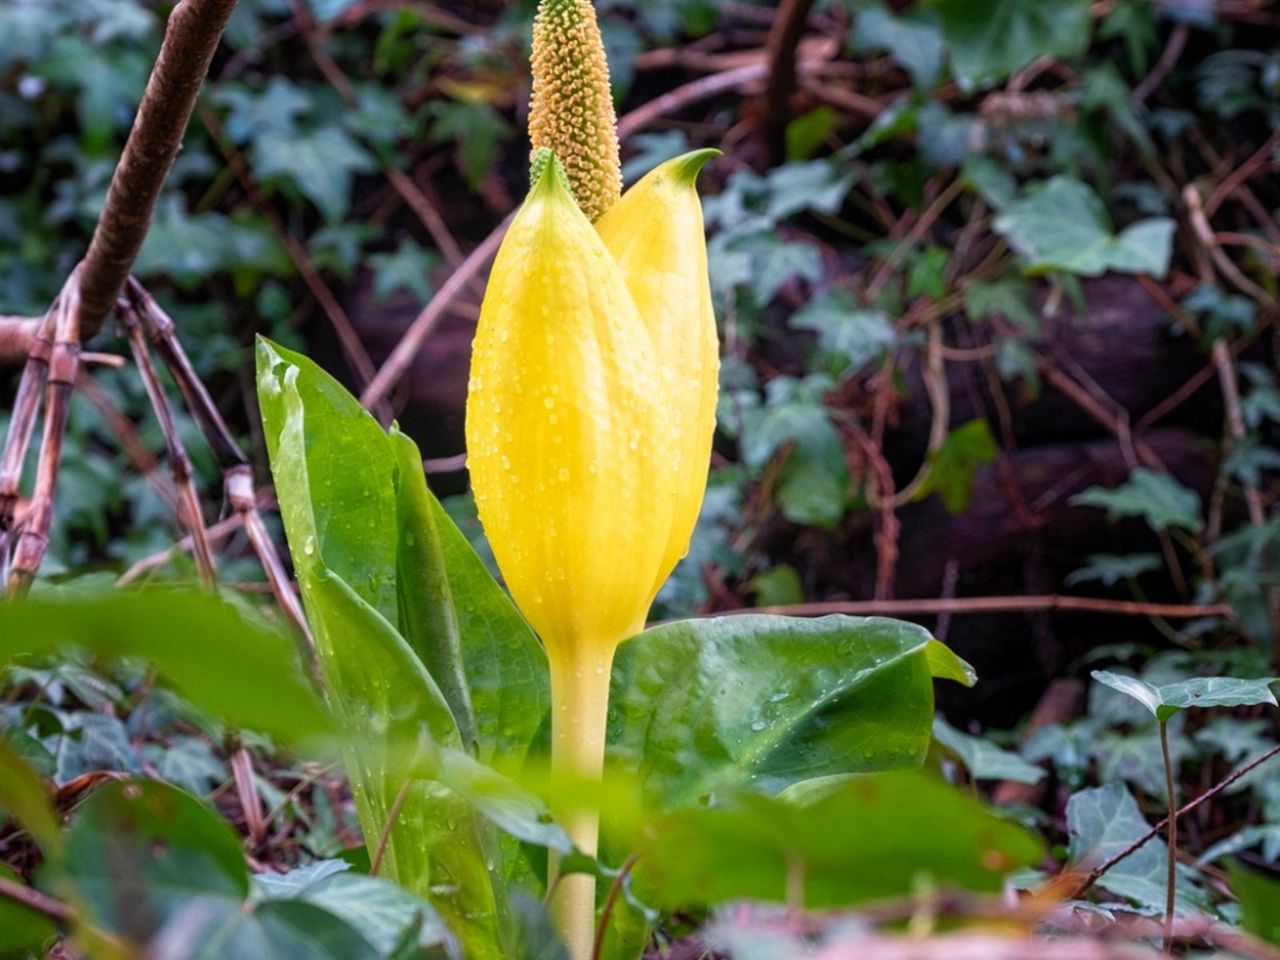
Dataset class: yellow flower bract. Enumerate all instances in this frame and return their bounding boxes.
[465,150,719,662]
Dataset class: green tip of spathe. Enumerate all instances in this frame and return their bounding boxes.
[529,147,571,196]
[670,148,722,186]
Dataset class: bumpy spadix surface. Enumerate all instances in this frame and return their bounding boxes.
[465,156,673,659]
[528,0,621,221]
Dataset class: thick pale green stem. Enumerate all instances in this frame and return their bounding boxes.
[548,643,616,960]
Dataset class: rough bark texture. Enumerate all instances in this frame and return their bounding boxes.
[77,0,239,338]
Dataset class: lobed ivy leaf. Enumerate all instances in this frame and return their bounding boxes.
[994,177,1174,278]
[1070,468,1202,533]
[1092,670,1278,722]
[932,716,1044,785]
[927,0,1092,88]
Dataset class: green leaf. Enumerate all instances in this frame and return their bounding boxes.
[1092,670,1278,723]
[1066,783,1206,914]
[0,864,56,954]
[1070,467,1202,533]
[852,4,946,91]
[994,177,1174,278]
[928,0,1092,88]
[152,898,382,960]
[1065,553,1163,587]
[609,615,975,807]
[1230,862,1280,945]
[917,419,998,514]
[932,717,1044,784]
[785,106,839,162]
[370,242,438,305]
[0,732,62,852]
[637,770,1041,908]
[790,291,896,376]
[0,590,330,746]
[254,126,376,223]
[257,864,461,958]
[257,340,531,959]
[51,780,249,940]
[389,428,548,773]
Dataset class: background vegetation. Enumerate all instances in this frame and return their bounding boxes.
[2,0,1280,955]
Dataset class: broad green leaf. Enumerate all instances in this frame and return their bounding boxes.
[636,770,1041,908]
[50,780,249,940]
[609,615,975,807]
[151,898,381,960]
[1070,468,1202,533]
[994,177,1174,278]
[1092,670,1277,722]
[390,428,548,773]
[257,340,526,959]
[256,864,460,958]
[928,0,1092,88]
[0,732,61,852]
[1230,862,1280,945]
[1066,783,1206,914]
[0,590,330,746]
[0,864,56,954]
[932,717,1044,784]
[256,338,400,623]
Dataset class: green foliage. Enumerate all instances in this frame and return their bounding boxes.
[636,770,1042,908]
[253,341,976,955]
[994,177,1175,278]
[1090,670,1278,723]
[927,0,1093,88]
[1071,468,1203,533]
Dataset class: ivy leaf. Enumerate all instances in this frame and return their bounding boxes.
[927,0,1093,88]
[1070,468,1202,533]
[994,177,1174,278]
[1065,553,1163,587]
[917,419,998,514]
[1066,783,1207,914]
[851,4,946,91]
[369,242,439,305]
[254,126,376,224]
[790,290,896,376]
[932,717,1044,784]
[214,77,313,144]
[1091,670,1278,723]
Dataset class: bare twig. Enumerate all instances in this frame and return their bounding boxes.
[7,278,82,596]
[761,0,819,160]
[78,0,239,337]
[1071,741,1280,898]
[0,874,75,925]
[731,595,1233,619]
[119,301,218,589]
[0,317,39,365]
[369,779,414,877]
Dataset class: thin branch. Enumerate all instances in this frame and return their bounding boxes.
[0,875,75,925]
[78,0,239,338]
[731,595,1233,620]
[760,0,818,161]
[1071,741,1280,898]
[0,317,39,365]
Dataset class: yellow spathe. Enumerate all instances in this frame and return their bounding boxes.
[597,150,721,594]
[465,153,675,661]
